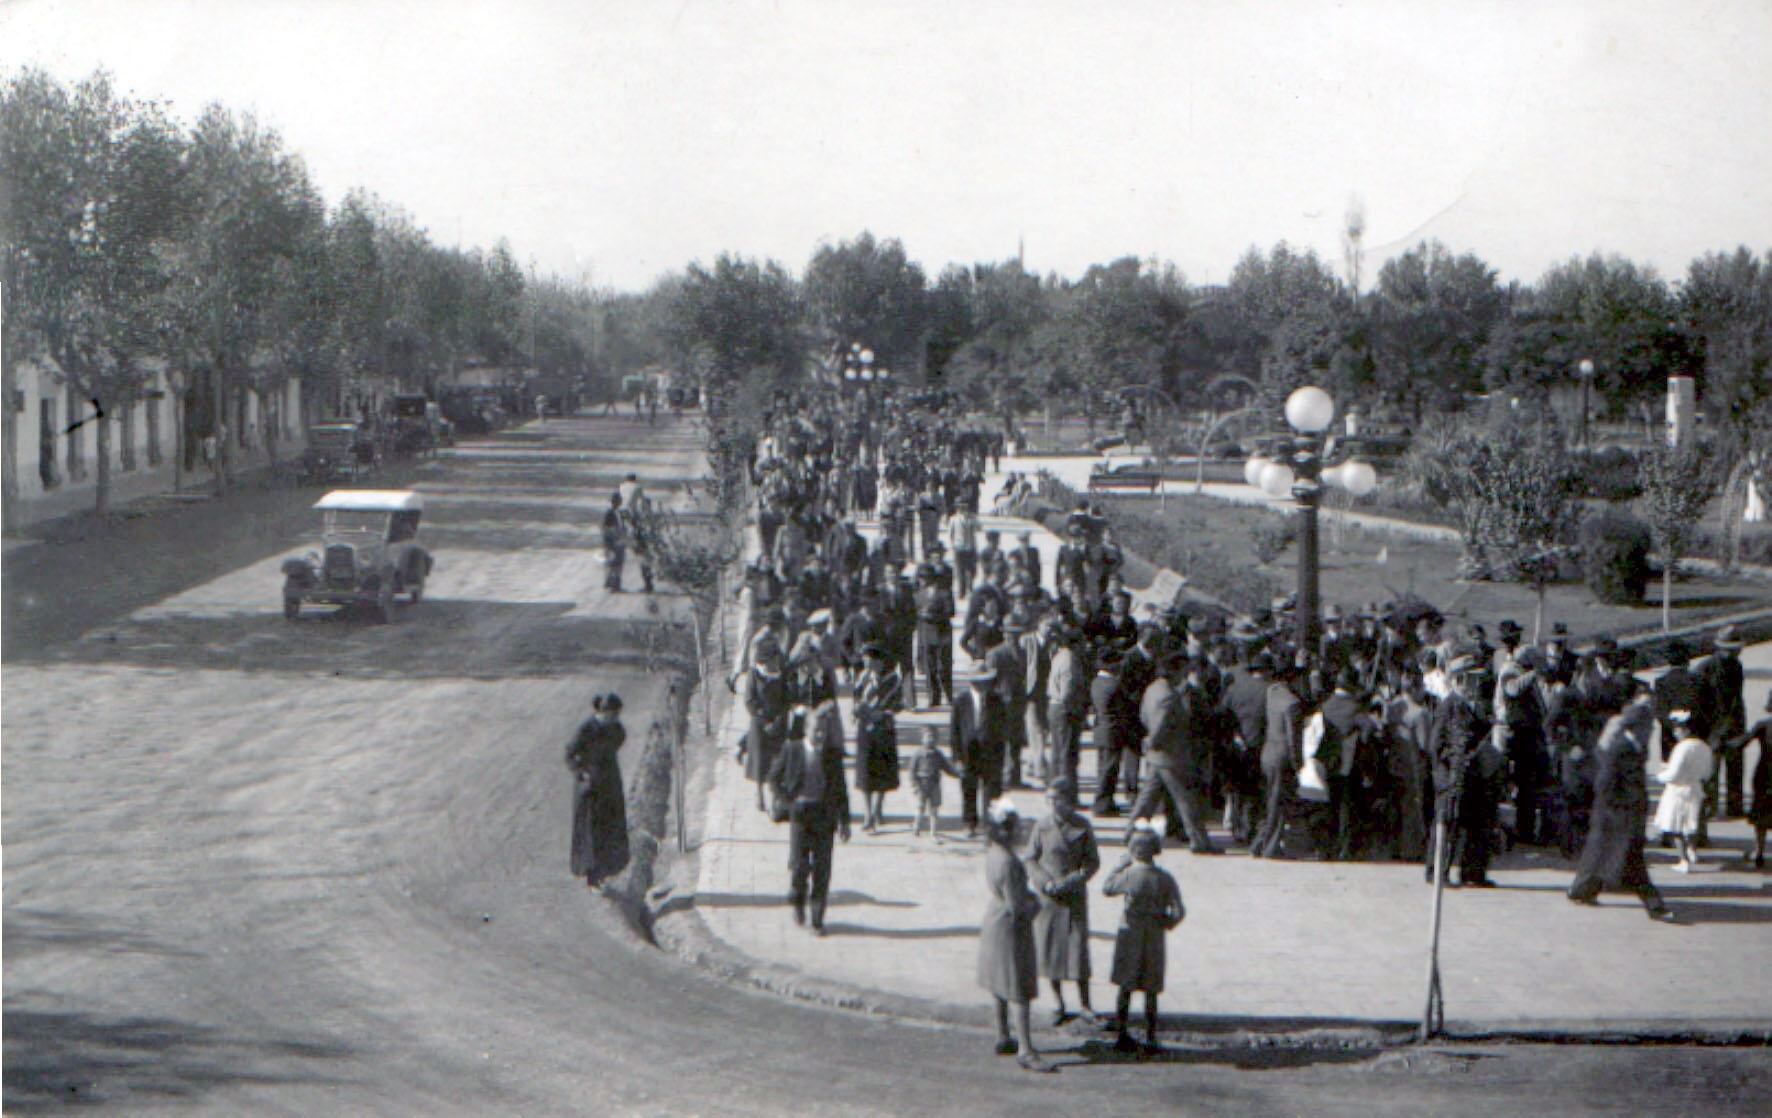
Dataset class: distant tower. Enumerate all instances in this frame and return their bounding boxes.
[1018,235,1025,270]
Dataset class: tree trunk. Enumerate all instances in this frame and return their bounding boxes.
[1662,563,1673,633]
[94,406,112,517]
[262,385,280,471]
[1,368,17,533]
[214,374,233,494]
[1720,458,1749,573]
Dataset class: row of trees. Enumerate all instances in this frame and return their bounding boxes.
[644,229,1770,462]
[7,69,1768,520]
[0,69,637,518]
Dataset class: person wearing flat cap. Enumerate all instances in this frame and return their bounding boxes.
[1104,820,1185,1055]
[566,693,630,890]
[951,663,1008,837]
[977,800,1053,1072]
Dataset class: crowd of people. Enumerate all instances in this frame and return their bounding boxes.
[583,384,1767,1065]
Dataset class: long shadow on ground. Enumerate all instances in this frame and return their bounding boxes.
[2,1008,356,1112]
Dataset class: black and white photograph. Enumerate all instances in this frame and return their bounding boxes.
[3,1,1771,1113]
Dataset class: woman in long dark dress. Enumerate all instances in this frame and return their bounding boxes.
[854,645,904,832]
[977,799,1053,1073]
[567,693,630,889]
[745,643,791,813]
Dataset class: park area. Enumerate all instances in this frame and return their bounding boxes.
[1016,461,1772,652]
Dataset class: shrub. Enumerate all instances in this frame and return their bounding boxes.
[1580,508,1652,604]
[1573,445,1645,502]
[1250,518,1297,565]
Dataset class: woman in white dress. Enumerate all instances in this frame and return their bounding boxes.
[1654,708,1714,873]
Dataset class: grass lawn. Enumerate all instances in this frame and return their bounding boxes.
[1104,492,1772,643]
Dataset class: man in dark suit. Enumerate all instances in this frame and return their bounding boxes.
[1699,626,1748,824]
[915,565,955,709]
[1010,529,1042,591]
[767,704,852,934]
[1429,651,1497,887]
[951,664,1007,837]
[1221,647,1271,846]
[990,618,1030,787]
[1318,668,1364,861]
[1096,624,1161,815]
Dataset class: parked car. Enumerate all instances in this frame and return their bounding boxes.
[302,422,376,484]
[281,490,433,623]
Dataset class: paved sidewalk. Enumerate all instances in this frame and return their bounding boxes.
[688,472,1772,1033]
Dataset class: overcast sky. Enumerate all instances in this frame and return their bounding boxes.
[5,0,1770,292]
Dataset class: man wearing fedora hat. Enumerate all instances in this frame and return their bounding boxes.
[1699,625,1748,822]
[951,663,1008,837]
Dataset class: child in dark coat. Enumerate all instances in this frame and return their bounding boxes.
[1104,820,1185,1053]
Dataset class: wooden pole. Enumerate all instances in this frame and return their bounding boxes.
[1422,816,1448,1041]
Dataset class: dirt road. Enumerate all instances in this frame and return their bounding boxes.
[5,414,1768,1116]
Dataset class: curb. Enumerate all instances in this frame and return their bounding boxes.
[616,468,1772,1051]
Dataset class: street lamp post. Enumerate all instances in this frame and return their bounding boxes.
[1242,386,1378,653]
[1577,357,1595,449]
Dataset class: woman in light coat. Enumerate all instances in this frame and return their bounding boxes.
[1024,777,1100,1025]
[977,800,1053,1073]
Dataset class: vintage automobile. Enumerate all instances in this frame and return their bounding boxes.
[281,490,433,622]
[301,422,376,484]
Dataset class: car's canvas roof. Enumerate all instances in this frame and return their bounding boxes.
[314,490,424,512]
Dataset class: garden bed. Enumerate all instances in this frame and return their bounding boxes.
[1034,473,1772,649]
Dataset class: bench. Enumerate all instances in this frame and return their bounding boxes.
[1087,471,1161,495]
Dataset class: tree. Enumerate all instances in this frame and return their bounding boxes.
[1535,253,1690,420]
[1416,411,1586,637]
[935,259,1049,426]
[667,252,803,497]
[1,69,186,516]
[1372,240,1505,418]
[803,231,929,374]
[1638,443,1714,632]
[1069,257,1192,402]
[159,103,318,489]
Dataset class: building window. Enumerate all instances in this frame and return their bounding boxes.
[39,396,59,489]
